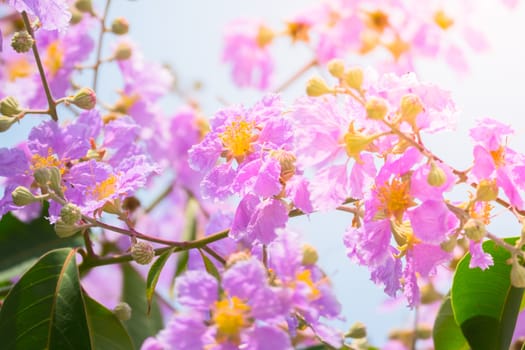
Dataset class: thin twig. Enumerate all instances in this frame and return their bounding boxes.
[202,246,226,266]
[92,0,112,91]
[273,59,317,93]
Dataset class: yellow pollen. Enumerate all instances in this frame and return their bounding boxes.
[31,148,62,173]
[376,178,415,221]
[43,41,64,77]
[385,36,411,61]
[296,270,321,300]
[286,22,310,42]
[7,58,34,81]
[434,10,454,30]
[113,93,140,114]
[468,199,494,225]
[212,297,251,344]
[91,175,117,201]
[366,10,390,32]
[490,146,506,168]
[219,117,257,159]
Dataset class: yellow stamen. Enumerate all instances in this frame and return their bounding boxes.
[365,10,390,32]
[91,175,117,201]
[434,10,454,30]
[376,178,416,221]
[296,269,321,300]
[7,58,34,81]
[219,117,257,160]
[213,297,251,344]
[31,148,63,173]
[490,146,506,168]
[43,41,64,77]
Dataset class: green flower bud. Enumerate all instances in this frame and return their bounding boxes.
[400,93,424,126]
[346,321,367,339]
[415,326,432,339]
[131,241,154,265]
[475,179,499,202]
[463,218,486,242]
[365,97,388,121]
[70,88,96,110]
[114,42,133,60]
[511,259,525,288]
[60,203,82,225]
[427,161,446,187]
[11,31,34,53]
[111,17,129,35]
[440,235,457,252]
[270,149,296,182]
[0,115,17,132]
[33,167,51,187]
[12,186,38,206]
[306,76,333,97]
[327,59,345,79]
[301,244,319,265]
[113,302,132,321]
[343,66,364,90]
[0,96,23,117]
[75,0,94,14]
[54,219,80,238]
[48,166,63,196]
[70,9,83,25]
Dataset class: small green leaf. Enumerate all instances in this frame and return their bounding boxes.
[0,204,83,283]
[433,295,469,350]
[451,238,524,350]
[198,249,221,281]
[122,264,163,349]
[146,248,174,314]
[84,294,135,350]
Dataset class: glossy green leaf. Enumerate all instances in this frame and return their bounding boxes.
[0,248,133,350]
[146,247,174,314]
[0,204,83,283]
[433,295,469,350]
[84,294,135,350]
[122,264,163,349]
[451,238,524,350]
[198,248,221,281]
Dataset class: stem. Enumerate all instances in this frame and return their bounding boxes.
[411,306,419,350]
[273,59,317,93]
[21,11,58,121]
[202,246,226,266]
[92,0,112,91]
[145,183,174,214]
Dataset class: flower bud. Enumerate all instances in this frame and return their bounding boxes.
[343,67,364,90]
[70,88,96,110]
[256,25,274,47]
[114,42,132,60]
[475,179,499,202]
[343,131,378,160]
[12,186,38,206]
[113,302,132,321]
[111,17,129,35]
[54,219,80,238]
[306,76,333,97]
[463,218,486,242]
[131,241,154,265]
[427,162,446,187]
[34,167,51,187]
[399,93,424,126]
[11,31,34,53]
[48,166,63,196]
[70,9,83,25]
[440,235,457,252]
[327,59,345,79]
[415,326,432,339]
[420,283,443,304]
[270,149,296,182]
[60,203,82,225]
[0,96,22,117]
[0,115,17,132]
[301,244,318,265]
[346,321,367,339]
[75,0,94,14]
[365,97,388,120]
[511,259,525,288]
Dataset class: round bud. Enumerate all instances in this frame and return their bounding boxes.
[440,235,457,252]
[131,241,155,265]
[0,115,16,132]
[343,67,364,90]
[70,9,83,25]
[400,93,424,126]
[463,218,486,242]
[70,88,96,110]
[48,166,63,196]
[427,162,446,187]
[11,31,34,53]
[365,97,388,120]
[511,259,525,288]
[75,0,94,14]
[60,203,82,225]
[346,321,367,339]
[256,25,274,47]
[270,149,296,182]
[111,17,129,35]
[34,167,51,187]
[12,186,37,206]
[54,219,80,238]
[475,179,499,202]
[306,76,333,97]
[0,96,22,117]
[415,326,432,339]
[327,59,345,79]
[114,42,132,60]
[301,244,318,265]
[113,302,132,321]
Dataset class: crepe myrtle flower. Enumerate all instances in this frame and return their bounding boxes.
[9,0,71,32]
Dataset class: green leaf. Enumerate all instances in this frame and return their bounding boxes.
[198,248,221,281]
[0,248,133,350]
[146,248,174,314]
[0,203,83,283]
[451,238,524,350]
[121,263,163,349]
[433,295,469,350]
[84,294,135,350]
